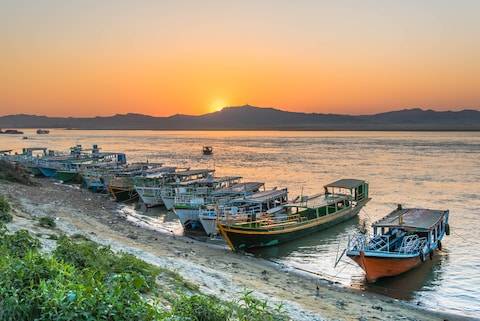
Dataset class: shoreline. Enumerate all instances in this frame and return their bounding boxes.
[0,178,475,321]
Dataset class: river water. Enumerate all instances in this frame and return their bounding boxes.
[2,129,479,317]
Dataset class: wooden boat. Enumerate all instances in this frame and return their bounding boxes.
[134,169,214,208]
[199,185,287,236]
[202,146,213,155]
[218,179,369,251]
[346,205,450,282]
[36,129,50,134]
[108,165,175,203]
[0,129,24,135]
[173,179,262,230]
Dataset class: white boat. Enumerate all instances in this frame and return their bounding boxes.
[133,168,214,208]
[199,188,288,236]
[172,178,262,230]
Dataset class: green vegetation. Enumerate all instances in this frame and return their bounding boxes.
[0,225,289,321]
[0,196,13,223]
[0,160,35,185]
[38,216,56,228]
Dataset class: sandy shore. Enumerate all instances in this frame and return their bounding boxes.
[0,179,473,321]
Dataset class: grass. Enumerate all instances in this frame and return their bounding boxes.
[0,196,12,223]
[38,216,56,228]
[0,224,290,321]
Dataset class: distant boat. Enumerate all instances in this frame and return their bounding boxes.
[22,136,28,140]
[202,146,213,155]
[346,205,450,282]
[36,129,50,134]
[0,129,24,135]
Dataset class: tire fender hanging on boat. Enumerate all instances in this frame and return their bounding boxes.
[437,240,442,251]
[420,252,426,262]
[445,224,450,236]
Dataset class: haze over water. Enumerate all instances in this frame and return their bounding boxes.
[2,129,479,317]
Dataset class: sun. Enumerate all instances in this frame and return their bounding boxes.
[208,99,227,113]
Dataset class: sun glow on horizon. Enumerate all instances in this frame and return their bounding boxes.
[209,99,228,113]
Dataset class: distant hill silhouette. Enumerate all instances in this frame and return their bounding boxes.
[1,105,479,130]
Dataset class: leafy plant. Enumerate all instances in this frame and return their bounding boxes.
[0,196,12,223]
[169,295,233,321]
[38,216,56,228]
[0,227,289,321]
[54,236,160,293]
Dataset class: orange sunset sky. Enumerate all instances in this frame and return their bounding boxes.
[1,0,479,117]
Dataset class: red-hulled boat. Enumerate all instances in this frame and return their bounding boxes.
[347,205,450,282]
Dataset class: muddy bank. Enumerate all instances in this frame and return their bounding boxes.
[0,179,473,321]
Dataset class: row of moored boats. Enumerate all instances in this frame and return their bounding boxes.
[0,144,450,282]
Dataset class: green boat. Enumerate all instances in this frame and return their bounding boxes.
[56,169,81,183]
[218,179,370,251]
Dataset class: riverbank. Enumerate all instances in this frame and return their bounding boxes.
[0,178,473,321]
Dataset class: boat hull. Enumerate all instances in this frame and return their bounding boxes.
[219,202,366,251]
[38,167,57,178]
[162,197,175,210]
[135,187,164,207]
[56,171,80,183]
[28,166,43,177]
[199,214,218,236]
[174,207,203,230]
[348,252,423,282]
[109,186,138,203]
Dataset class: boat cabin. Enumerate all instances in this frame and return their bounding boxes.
[370,206,449,254]
[324,178,369,203]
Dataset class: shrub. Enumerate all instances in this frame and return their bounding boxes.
[0,229,41,257]
[54,236,160,293]
[38,216,56,228]
[0,230,162,321]
[170,295,233,321]
[0,196,12,223]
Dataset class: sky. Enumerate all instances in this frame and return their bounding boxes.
[1,0,479,117]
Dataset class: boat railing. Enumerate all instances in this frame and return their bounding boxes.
[398,235,427,254]
[349,232,428,255]
[348,233,369,252]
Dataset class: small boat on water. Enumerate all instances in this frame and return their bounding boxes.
[202,146,213,155]
[36,129,50,134]
[346,205,450,282]
[218,179,369,251]
[0,129,24,135]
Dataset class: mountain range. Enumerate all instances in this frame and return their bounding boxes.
[1,105,479,131]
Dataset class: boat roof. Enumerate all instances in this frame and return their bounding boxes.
[231,188,288,204]
[170,169,215,177]
[324,178,366,189]
[285,193,349,209]
[212,182,264,195]
[177,176,241,186]
[373,208,448,231]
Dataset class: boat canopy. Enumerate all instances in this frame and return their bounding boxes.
[177,175,241,186]
[324,179,366,189]
[373,208,448,231]
[231,188,288,204]
[212,182,264,196]
[284,193,349,209]
[172,169,215,177]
